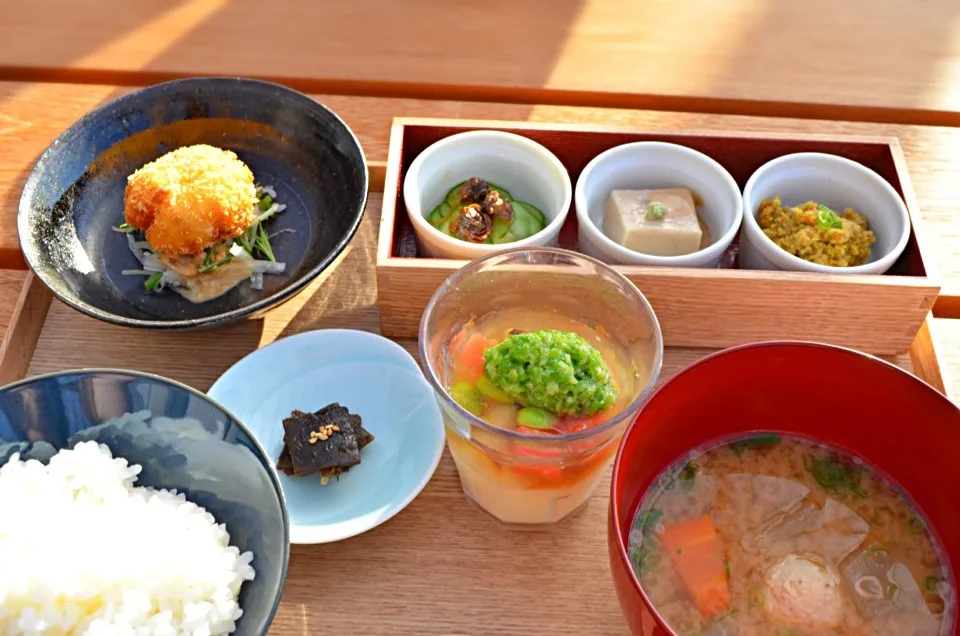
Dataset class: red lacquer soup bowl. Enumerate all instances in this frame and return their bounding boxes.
[608,341,960,636]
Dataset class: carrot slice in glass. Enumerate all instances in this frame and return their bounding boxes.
[454,333,493,384]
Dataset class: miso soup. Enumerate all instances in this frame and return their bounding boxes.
[629,434,955,635]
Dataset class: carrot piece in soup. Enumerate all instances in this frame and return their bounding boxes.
[659,514,732,618]
[455,333,493,383]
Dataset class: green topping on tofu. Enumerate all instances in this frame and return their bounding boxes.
[645,200,668,220]
[482,329,617,417]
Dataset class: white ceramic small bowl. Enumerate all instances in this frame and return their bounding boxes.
[403,130,572,260]
[574,142,743,268]
[740,153,911,275]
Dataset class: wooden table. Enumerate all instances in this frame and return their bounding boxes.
[1,8,960,632]
[0,269,43,385]
[14,193,960,635]
[2,0,960,125]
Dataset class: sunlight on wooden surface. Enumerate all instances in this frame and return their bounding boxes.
[924,14,960,110]
[2,0,960,120]
[68,0,227,70]
[544,0,765,95]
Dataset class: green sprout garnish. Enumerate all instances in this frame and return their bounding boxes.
[645,200,668,220]
[144,272,163,291]
[816,204,843,230]
[197,253,234,274]
[258,194,274,212]
[201,246,217,268]
[253,223,276,262]
[234,221,276,262]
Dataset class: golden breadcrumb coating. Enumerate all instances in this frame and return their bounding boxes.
[123,144,259,257]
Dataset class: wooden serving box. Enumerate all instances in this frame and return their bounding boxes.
[376,118,940,355]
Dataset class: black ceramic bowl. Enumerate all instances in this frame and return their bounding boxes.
[0,369,290,634]
[18,77,368,329]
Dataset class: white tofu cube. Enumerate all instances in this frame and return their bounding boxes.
[603,188,703,257]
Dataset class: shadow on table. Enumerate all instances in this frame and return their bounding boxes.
[135,0,960,120]
[275,191,382,341]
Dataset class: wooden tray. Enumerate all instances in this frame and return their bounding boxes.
[376,118,941,355]
[0,191,953,634]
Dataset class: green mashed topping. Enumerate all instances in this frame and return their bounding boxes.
[483,329,617,417]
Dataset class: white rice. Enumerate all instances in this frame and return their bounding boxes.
[0,441,256,635]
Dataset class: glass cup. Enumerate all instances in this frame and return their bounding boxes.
[419,247,663,526]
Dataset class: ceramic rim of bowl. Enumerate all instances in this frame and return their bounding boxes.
[741,152,912,274]
[608,339,952,629]
[574,141,744,266]
[418,245,664,443]
[17,76,369,330]
[404,130,573,255]
[0,366,292,630]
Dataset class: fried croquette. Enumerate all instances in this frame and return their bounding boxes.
[123,144,259,257]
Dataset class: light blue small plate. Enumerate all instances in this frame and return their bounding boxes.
[209,329,445,544]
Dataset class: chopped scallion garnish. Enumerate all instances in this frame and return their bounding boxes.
[704,608,738,628]
[258,195,273,212]
[816,204,843,230]
[730,434,780,455]
[861,546,889,561]
[749,589,766,608]
[886,583,900,604]
[906,514,926,535]
[808,455,866,498]
[629,540,662,576]
[633,508,663,535]
[679,462,698,480]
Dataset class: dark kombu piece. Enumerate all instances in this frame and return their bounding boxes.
[277,403,375,484]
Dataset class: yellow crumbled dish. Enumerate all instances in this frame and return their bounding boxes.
[757,197,876,267]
